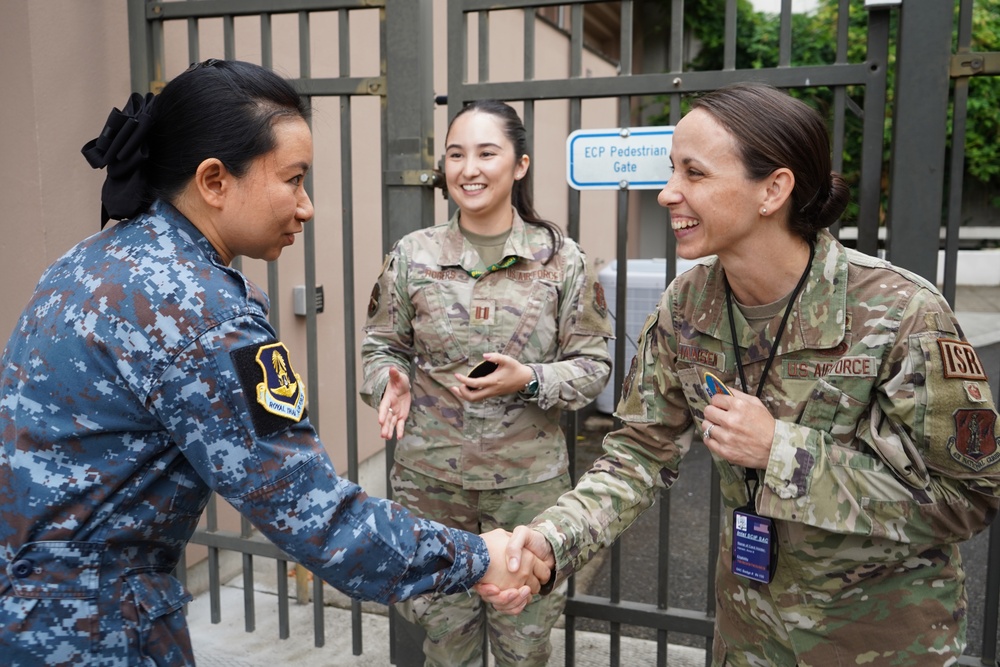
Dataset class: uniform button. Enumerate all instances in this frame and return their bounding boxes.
[11,559,33,578]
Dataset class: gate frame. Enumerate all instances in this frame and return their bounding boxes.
[123,0,1000,665]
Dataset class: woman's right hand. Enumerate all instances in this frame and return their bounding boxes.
[378,366,411,440]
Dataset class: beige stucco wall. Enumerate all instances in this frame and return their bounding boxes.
[0,1,132,341]
[0,1,629,563]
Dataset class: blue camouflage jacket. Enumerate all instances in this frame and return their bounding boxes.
[0,200,488,666]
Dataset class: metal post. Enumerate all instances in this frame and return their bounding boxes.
[384,0,436,245]
[384,2,436,662]
[884,0,953,282]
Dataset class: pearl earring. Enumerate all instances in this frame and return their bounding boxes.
[760,207,767,215]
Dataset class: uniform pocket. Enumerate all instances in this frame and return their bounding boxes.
[799,376,868,449]
[505,280,560,361]
[121,571,194,666]
[411,282,468,367]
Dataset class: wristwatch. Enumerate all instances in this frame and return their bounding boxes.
[519,367,539,398]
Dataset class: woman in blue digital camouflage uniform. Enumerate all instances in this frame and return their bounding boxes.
[360,100,613,666]
[0,60,546,666]
[486,83,1000,666]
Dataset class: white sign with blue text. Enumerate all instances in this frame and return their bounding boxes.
[566,126,674,190]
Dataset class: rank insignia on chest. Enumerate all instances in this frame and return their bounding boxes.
[947,408,1000,471]
[232,340,308,438]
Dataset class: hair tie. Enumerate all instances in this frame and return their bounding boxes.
[81,92,157,228]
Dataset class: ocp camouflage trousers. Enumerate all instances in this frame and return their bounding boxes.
[391,464,570,667]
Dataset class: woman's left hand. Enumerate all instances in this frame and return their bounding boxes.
[700,390,776,470]
[450,353,534,403]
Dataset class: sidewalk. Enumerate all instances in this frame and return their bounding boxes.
[189,286,1000,667]
[189,581,706,667]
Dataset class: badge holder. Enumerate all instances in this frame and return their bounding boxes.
[732,505,778,584]
[703,372,778,584]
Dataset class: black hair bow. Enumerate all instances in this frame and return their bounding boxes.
[81,92,157,228]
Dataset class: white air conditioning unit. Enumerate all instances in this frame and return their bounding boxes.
[596,257,702,414]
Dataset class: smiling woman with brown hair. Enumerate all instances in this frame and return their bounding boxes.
[361,99,612,666]
[484,82,1000,666]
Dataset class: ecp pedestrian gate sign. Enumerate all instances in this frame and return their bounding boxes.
[566,126,674,190]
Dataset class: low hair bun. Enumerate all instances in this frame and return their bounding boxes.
[812,172,851,229]
[81,92,158,229]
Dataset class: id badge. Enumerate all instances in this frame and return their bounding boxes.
[732,508,777,584]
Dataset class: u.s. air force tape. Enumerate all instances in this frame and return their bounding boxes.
[231,340,308,438]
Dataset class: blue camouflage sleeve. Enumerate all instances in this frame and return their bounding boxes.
[148,313,489,603]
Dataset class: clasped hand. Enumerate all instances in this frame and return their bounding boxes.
[450,353,533,403]
[700,389,776,470]
[476,526,555,615]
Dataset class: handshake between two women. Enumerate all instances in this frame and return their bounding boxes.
[476,526,554,615]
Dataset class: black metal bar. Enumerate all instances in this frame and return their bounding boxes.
[340,4,361,657]
[884,0,953,281]
[277,559,290,640]
[147,0,382,20]
[453,63,871,103]
[564,595,715,636]
[778,0,791,67]
[855,9,890,255]
[942,0,975,308]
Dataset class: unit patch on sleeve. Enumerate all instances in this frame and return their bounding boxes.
[232,340,308,438]
[938,339,988,381]
[947,408,1000,471]
[593,281,608,317]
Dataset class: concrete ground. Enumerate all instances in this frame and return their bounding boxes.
[189,285,1000,666]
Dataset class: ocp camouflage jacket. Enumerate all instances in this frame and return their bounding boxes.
[361,211,613,490]
[533,229,1000,665]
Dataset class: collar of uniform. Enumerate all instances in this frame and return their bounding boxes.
[690,230,847,357]
[438,208,539,272]
[148,198,227,264]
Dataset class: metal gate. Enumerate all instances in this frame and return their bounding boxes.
[126,0,1000,665]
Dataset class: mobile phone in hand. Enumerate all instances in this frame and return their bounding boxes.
[467,359,499,392]
[468,359,499,379]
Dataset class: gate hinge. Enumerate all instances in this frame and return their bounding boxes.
[359,76,386,96]
[950,52,1000,78]
[384,169,444,188]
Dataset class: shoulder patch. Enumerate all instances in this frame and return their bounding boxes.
[365,254,396,331]
[593,281,608,317]
[231,340,307,438]
[947,409,1000,471]
[937,339,988,381]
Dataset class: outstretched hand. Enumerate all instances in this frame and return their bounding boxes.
[475,526,555,615]
[377,366,411,440]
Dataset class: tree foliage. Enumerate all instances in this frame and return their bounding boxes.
[650,0,1000,216]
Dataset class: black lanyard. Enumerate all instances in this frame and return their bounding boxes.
[724,242,815,505]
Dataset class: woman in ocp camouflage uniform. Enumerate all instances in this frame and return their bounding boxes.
[361,100,612,666]
[485,83,1000,666]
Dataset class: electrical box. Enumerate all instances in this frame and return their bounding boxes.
[292,285,325,317]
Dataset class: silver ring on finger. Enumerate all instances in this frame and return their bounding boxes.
[704,423,715,440]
